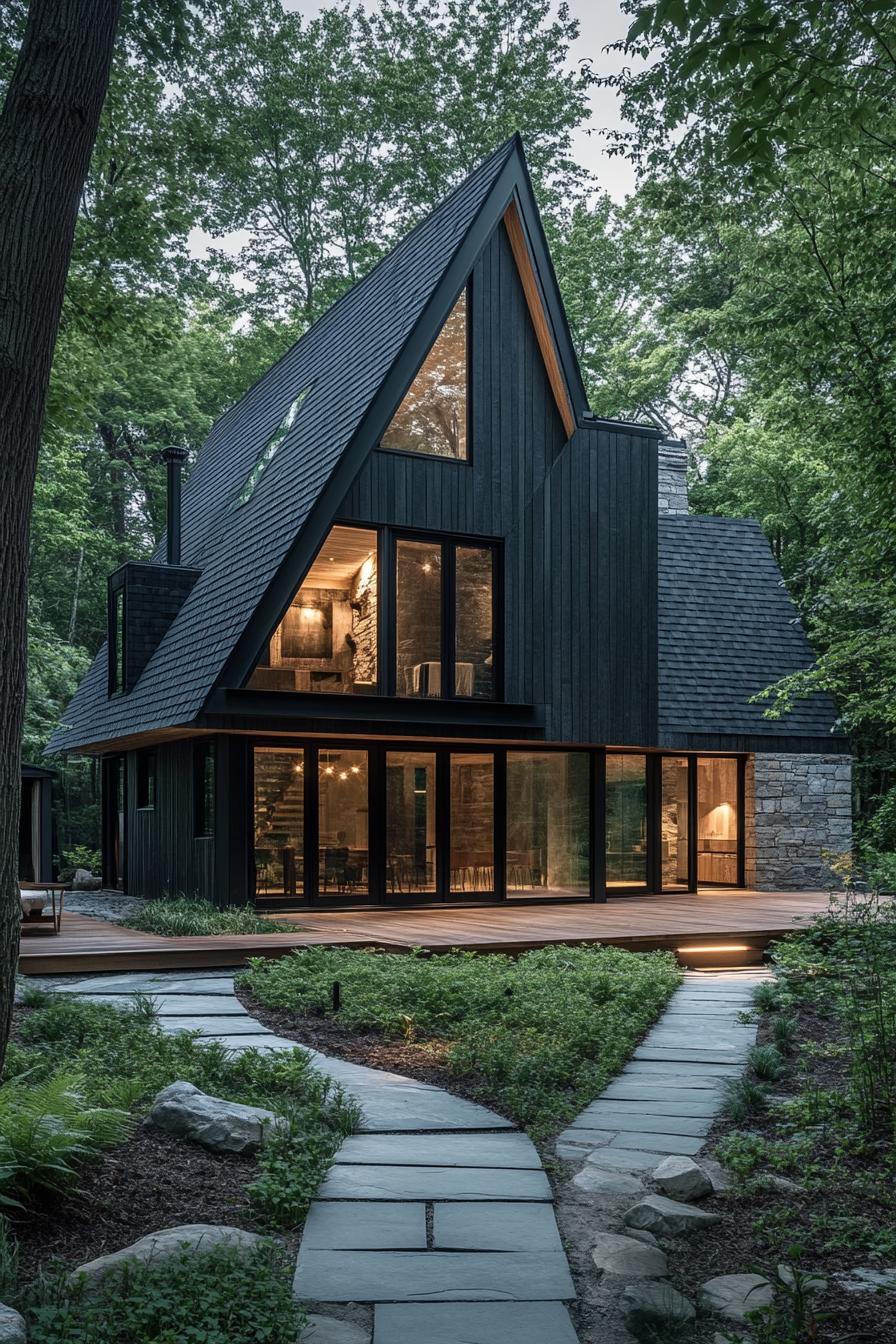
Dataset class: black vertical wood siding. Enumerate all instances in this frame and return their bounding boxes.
[340,223,659,747]
[126,741,216,900]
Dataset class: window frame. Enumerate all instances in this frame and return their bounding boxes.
[390,528,501,702]
[136,749,157,811]
[193,740,216,839]
[377,279,473,466]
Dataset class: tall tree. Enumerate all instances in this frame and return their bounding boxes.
[0,0,123,1062]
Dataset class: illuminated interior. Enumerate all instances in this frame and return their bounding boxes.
[661,756,690,890]
[248,525,377,694]
[606,754,648,888]
[380,291,467,459]
[697,756,739,884]
[506,752,589,897]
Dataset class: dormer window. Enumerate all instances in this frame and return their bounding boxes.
[108,583,125,696]
[380,288,468,460]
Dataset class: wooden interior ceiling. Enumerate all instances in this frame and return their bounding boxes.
[302,525,376,590]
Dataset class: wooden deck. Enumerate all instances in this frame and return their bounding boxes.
[17,888,833,975]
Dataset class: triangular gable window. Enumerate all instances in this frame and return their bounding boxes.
[239,387,311,505]
[380,288,468,460]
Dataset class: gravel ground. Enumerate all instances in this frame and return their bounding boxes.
[63,888,146,923]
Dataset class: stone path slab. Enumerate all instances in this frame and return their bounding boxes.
[336,1132,541,1168]
[432,1201,563,1252]
[318,1163,552,1202]
[301,1202,427,1250]
[293,1250,575,1302]
[372,1302,580,1344]
[568,1110,711,1136]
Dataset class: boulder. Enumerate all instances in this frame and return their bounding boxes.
[777,1264,827,1294]
[623,1281,696,1341]
[0,1304,26,1343]
[652,1155,713,1202]
[300,1315,370,1343]
[836,1267,896,1293]
[626,1228,659,1247]
[571,1166,643,1200]
[71,1224,265,1284]
[699,1273,774,1322]
[72,868,102,891]
[754,1172,803,1195]
[623,1193,720,1237]
[148,1081,285,1154]
[591,1232,667,1278]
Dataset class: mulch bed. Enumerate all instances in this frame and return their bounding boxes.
[236,987,514,1121]
[658,1003,896,1342]
[13,1126,263,1285]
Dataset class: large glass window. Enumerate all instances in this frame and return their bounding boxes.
[248,526,378,695]
[507,753,589,898]
[697,757,739,885]
[606,754,648,888]
[455,547,494,699]
[450,753,494,893]
[319,749,369,896]
[380,291,467,459]
[109,586,124,695]
[253,748,304,899]
[386,752,437,894]
[661,756,690,891]
[395,540,443,696]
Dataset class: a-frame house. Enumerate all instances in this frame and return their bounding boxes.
[50,136,851,908]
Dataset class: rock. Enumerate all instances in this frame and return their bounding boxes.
[836,1267,896,1293]
[777,1264,826,1293]
[148,1081,285,1154]
[591,1232,668,1278]
[625,1228,659,1247]
[755,1172,803,1195]
[699,1273,774,1322]
[700,1157,733,1193]
[0,1304,26,1343]
[623,1193,721,1237]
[571,1166,643,1199]
[71,1224,265,1284]
[623,1281,696,1340]
[652,1155,713,1202]
[72,868,102,891]
[300,1315,370,1343]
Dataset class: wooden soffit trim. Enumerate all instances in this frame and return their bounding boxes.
[502,200,576,438]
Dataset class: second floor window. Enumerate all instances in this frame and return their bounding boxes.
[395,537,496,700]
[380,288,468,460]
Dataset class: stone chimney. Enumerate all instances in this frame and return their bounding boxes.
[658,438,688,514]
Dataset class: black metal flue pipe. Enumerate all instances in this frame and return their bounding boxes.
[161,445,188,565]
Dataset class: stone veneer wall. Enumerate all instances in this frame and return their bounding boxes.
[744,753,852,890]
[658,439,689,515]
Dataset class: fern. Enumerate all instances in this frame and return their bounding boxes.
[0,1072,132,1207]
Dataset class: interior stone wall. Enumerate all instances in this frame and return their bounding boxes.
[350,557,377,686]
[744,753,852,890]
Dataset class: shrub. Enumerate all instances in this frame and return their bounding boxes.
[242,944,681,1136]
[748,1044,785,1081]
[0,1072,132,1209]
[722,1076,768,1123]
[56,847,102,881]
[124,897,294,936]
[26,1241,303,1344]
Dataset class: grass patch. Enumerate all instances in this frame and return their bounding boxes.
[123,897,295,936]
[5,994,358,1229]
[241,944,681,1137]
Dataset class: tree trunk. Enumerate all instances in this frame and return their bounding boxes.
[0,0,122,1065]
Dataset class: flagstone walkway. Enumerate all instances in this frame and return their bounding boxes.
[43,969,578,1344]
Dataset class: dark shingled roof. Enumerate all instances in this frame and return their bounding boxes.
[48,138,528,754]
[658,514,842,744]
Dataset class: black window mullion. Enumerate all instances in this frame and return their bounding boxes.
[687,756,699,892]
[737,757,746,888]
[368,747,386,904]
[305,745,319,903]
[381,529,395,697]
[647,754,662,893]
[493,748,507,901]
[443,543,455,699]
[592,750,607,902]
[436,749,451,900]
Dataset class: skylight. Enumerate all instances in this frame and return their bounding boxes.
[238,387,310,504]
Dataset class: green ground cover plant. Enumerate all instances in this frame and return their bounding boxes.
[26,1242,303,1344]
[242,944,681,1136]
[5,993,357,1228]
[123,897,295,936]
